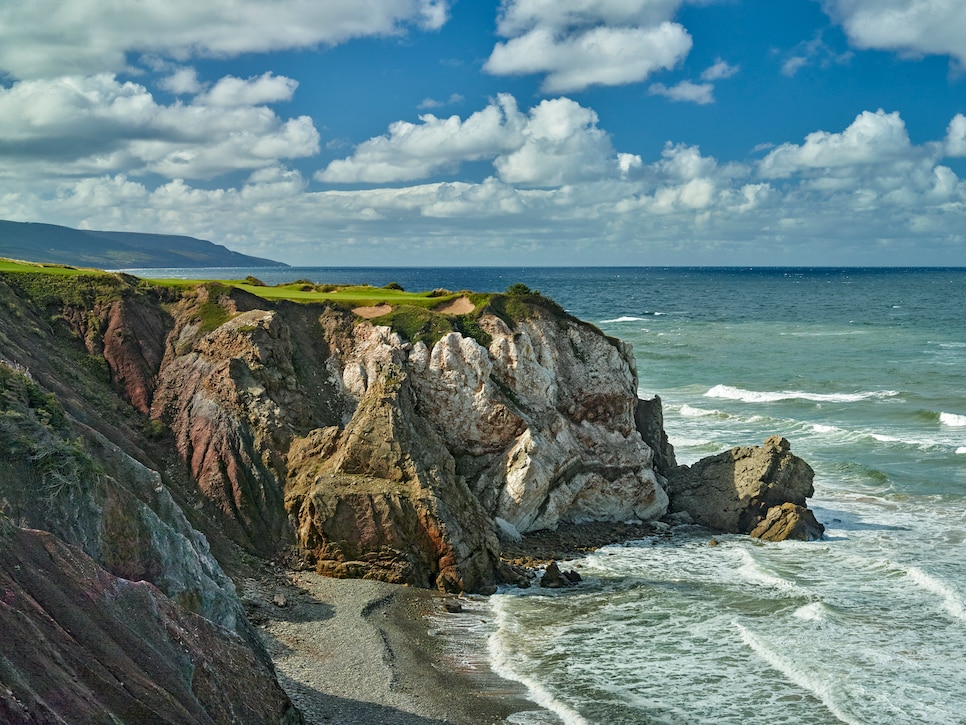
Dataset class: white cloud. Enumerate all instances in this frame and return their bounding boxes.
[0,74,319,180]
[159,67,204,95]
[318,95,526,183]
[485,0,694,92]
[494,98,616,185]
[758,109,917,178]
[701,59,739,81]
[199,73,299,107]
[649,80,714,104]
[319,95,628,187]
[3,101,966,267]
[945,114,966,156]
[0,0,451,80]
[823,0,966,63]
[494,0,689,35]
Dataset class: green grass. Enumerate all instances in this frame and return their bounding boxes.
[0,259,103,276]
[0,257,575,347]
[143,276,461,308]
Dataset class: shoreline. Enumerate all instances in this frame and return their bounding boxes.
[249,571,548,724]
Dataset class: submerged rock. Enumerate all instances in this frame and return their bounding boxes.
[666,435,823,541]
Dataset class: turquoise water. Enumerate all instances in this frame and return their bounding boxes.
[132,266,966,724]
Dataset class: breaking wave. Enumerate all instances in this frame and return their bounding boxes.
[705,384,901,404]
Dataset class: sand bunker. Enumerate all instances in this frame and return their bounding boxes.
[352,304,393,318]
[434,296,475,315]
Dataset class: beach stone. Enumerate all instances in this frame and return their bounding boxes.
[666,435,823,539]
[443,599,463,613]
[750,503,825,542]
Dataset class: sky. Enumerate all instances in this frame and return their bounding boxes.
[2,0,966,267]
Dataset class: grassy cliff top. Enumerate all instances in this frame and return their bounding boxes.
[0,257,575,348]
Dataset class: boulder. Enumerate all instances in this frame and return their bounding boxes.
[539,561,569,588]
[666,435,823,541]
[750,502,825,541]
[539,560,581,588]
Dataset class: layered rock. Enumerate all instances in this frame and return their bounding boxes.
[0,515,301,725]
[666,435,824,541]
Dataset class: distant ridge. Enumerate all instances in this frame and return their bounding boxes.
[0,220,288,269]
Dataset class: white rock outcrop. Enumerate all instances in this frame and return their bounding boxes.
[324,307,669,536]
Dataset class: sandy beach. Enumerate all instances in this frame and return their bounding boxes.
[246,571,546,724]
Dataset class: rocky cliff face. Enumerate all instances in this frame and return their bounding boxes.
[0,515,301,725]
[1,274,672,595]
[148,292,669,592]
[0,269,823,721]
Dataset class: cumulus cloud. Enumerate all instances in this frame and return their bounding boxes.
[0,74,319,180]
[198,73,299,107]
[822,0,966,64]
[945,114,966,157]
[0,0,451,80]
[484,0,694,92]
[7,104,966,264]
[159,67,204,95]
[318,94,628,186]
[318,95,526,183]
[758,109,917,178]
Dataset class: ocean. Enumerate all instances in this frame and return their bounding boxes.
[128,266,966,724]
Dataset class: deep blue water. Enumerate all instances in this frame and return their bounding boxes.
[132,266,966,724]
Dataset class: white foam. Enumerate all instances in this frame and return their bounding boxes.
[600,316,649,323]
[940,412,966,427]
[957,447,966,455]
[736,550,810,597]
[680,404,722,418]
[705,384,900,404]
[871,433,901,443]
[736,623,862,725]
[792,602,827,621]
[489,597,591,725]
[905,566,966,622]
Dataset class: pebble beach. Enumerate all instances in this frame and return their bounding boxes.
[253,572,541,724]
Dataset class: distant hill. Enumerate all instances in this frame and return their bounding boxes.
[0,220,287,268]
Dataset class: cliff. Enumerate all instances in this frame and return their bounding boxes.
[0,266,820,721]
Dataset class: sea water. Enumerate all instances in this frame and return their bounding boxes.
[129,266,966,724]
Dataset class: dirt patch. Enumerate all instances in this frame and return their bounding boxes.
[352,304,393,319]
[434,296,475,315]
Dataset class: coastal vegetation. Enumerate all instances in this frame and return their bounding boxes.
[0,257,582,351]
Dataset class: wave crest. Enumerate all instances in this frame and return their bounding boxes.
[940,412,966,427]
[705,384,900,404]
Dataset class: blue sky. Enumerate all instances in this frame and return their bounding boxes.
[2,0,966,266]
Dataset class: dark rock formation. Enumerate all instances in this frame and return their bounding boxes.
[0,515,301,725]
[635,394,677,479]
[666,435,824,541]
[539,560,581,588]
